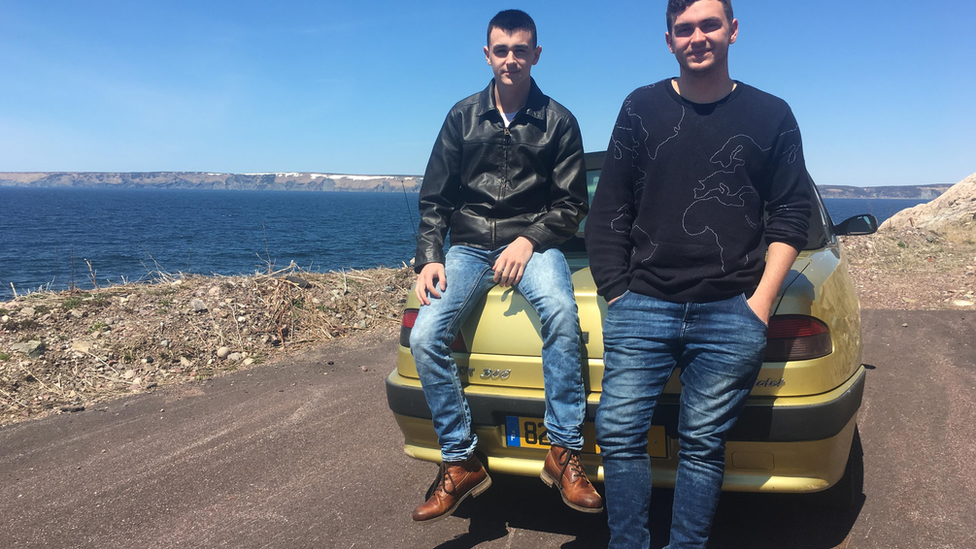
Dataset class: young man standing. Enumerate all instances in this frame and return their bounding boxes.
[585,1,812,547]
[409,9,601,523]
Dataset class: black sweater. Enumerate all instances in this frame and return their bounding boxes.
[585,80,812,303]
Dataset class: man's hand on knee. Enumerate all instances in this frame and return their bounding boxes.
[415,263,447,306]
[493,236,534,287]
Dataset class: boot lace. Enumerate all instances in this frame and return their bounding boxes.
[557,447,586,481]
[426,462,458,499]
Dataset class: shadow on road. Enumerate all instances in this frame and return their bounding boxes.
[437,474,863,549]
[437,474,610,549]
[710,491,864,549]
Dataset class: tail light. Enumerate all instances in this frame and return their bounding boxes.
[399,308,468,353]
[764,315,832,361]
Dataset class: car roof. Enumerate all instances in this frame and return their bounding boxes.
[585,151,606,172]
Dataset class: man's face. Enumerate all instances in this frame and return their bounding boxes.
[666,0,738,75]
[484,28,541,88]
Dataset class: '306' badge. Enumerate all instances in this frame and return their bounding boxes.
[480,368,511,380]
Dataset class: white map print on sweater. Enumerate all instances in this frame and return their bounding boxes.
[682,129,801,273]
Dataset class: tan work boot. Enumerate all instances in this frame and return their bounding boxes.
[412,456,492,523]
[540,445,603,513]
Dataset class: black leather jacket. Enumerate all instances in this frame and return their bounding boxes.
[414,79,588,272]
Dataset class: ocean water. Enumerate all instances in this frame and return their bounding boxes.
[822,198,928,226]
[0,188,421,299]
[0,187,929,300]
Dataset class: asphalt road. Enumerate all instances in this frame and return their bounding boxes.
[1,310,974,549]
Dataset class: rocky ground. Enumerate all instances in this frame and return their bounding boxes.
[1,219,974,427]
[851,172,976,309]
[844,220,976,310]
[0,264,414,426]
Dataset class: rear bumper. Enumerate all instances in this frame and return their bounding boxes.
[386,366,864,443]
[386,365,866,493]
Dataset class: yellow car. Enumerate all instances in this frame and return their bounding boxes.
[387,151,878,508]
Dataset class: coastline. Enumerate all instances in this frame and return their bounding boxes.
[2,222,974,426]
[2,177,950,199]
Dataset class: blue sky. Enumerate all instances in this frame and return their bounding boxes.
[1,0,973,186]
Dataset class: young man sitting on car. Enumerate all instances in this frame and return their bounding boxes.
[409,9,600,523]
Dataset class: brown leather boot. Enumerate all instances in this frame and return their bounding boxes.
[540,445,603,513]
[412,456,492,523]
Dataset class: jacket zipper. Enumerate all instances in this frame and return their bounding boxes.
[497,124,511,249]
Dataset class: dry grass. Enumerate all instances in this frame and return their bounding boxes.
[0,264,414,425]
[843,220,976,309]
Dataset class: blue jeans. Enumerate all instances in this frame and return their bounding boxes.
[596,291,768,549]
[410,245,586,462]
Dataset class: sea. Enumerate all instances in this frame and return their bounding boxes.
[0,187,929,300]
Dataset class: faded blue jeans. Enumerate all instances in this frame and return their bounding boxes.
[596,291,768,549]
[410,244,586,463]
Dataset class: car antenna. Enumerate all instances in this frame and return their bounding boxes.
[400,177,420,245]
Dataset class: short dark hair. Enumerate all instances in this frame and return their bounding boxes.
[487,9,537,48]
[666,0,733,33]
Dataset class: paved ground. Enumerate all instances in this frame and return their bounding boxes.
[1,310,974,549]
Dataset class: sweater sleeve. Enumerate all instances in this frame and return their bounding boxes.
[584,102,638,301]
[762,111,812,252]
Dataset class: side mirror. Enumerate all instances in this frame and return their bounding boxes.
[834,214,879,236]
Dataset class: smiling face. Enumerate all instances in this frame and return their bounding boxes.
[665,0,738,75]
[484,27,541,90]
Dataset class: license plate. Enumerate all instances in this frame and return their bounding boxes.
[505,416,668,458]
[506,416,552,449]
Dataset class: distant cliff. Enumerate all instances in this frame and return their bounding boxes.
[0,172,422,192]
[818,184,952,199]
[0,172,955,198]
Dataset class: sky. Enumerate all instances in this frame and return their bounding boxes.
[1,0,974,187]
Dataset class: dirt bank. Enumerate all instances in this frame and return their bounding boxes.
[2,220,974,426]
[843,221,975,310]
[0,266,414,425]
